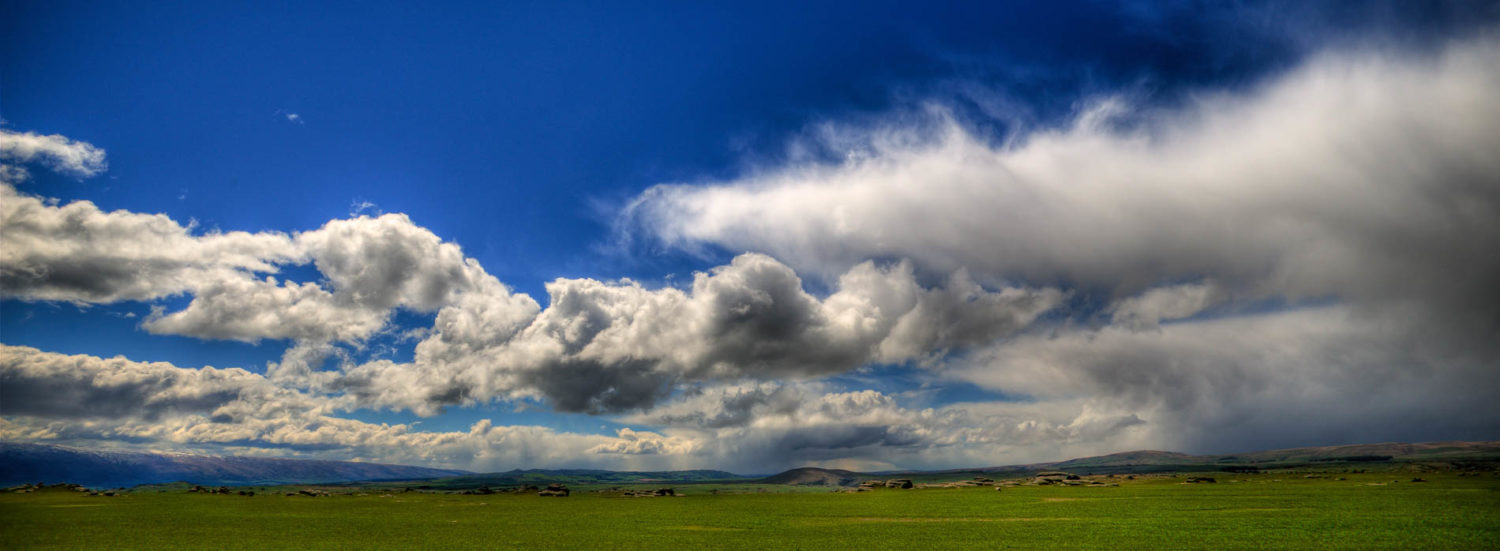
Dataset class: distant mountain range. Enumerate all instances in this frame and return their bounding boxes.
[758,441,1500,486]
[0,443,468,488]
[3,440,1496,489]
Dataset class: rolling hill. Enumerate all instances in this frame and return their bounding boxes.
[754,441,1500,487]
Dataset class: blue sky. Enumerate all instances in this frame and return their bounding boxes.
[2,1,1498,472]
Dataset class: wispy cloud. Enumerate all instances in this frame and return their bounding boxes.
[275,109,304,124]
[0,129,108,179]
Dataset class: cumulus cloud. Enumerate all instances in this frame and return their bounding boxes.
[0,129,108,179]
[143,213,533,344]
[0,183,297,304]
[334,254,1060,415]
[587,428,695,455]
[0,190,532,345]
[5,170,1061,418]
[141,276,386,343]
[0,344,280,422]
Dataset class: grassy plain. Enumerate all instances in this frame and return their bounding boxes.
[2,473,1496,550]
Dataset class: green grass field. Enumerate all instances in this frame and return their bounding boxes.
[3,473,1496,549]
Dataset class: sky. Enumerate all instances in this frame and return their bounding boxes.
[2,0,1498,474]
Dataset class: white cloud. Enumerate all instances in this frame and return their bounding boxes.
[0,194,537,344]
[624,35,1500,328]
[141,276,387,343]
[4,176,1062,418]
[0,129,108,178]
[0,183,297,304]
[587,428,695,455]
[332,254,1060,415]
[610,34,1500,459]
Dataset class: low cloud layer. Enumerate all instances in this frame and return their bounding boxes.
[0,345,692,471]
[956,304,1500,454]
[616,381,1152,471]
[0,345,1153,472]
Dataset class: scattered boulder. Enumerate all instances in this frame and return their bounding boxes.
[1185,477,1217,484]
[1411,478,1427,483]
[297,489,328,497]
[653,488,675,497]
[859,480,883,489]
[884,479,913,489]
[1032,472,1077,485]
[538,483,570,497]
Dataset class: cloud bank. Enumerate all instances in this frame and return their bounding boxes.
[619,32,1500,454]
[4,32,1499,471]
